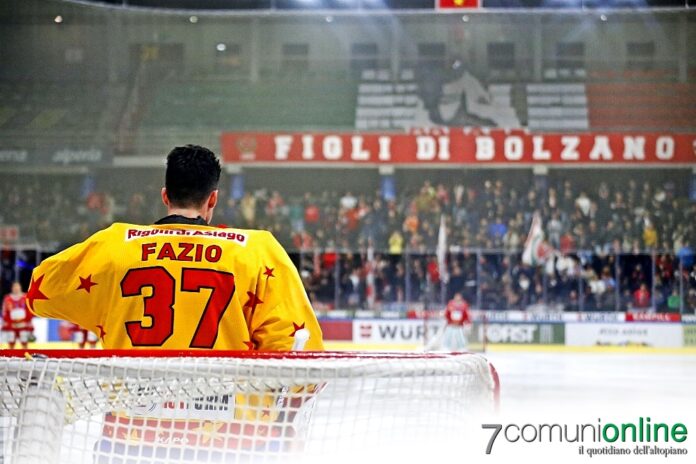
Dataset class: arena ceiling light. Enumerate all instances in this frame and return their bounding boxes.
[331,0,360,7]
[361,0,388,7]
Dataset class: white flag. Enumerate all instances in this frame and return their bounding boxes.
[437,214,449,283]
[366,241,375,308]
[522,213,552,266]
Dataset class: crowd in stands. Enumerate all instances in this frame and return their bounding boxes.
[1,173,695,313]
[256,176,694,313]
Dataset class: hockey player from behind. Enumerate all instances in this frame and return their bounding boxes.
[2,281,34,349]
[27,145,323,351]
[26,145,324,459]
[425,292,471,352]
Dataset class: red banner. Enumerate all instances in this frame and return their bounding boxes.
[220,129,696,166]
[625,312,681,323]
[438,0,480,8]
[318,320,353,341]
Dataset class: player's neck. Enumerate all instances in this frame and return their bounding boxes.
[167,207,208,222]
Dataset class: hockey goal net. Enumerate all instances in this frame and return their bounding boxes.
[0,350,499,464]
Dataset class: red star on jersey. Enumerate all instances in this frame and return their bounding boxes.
[96,325,107,342]
[290,322,305,337]
[263,267,275,278]
[243,341,255,351]
[77,275,97,293]
[243,291,263,314]
[26,274,49,311]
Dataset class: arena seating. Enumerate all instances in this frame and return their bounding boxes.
[0,82,105,131]
[355,69,426,130]
[142,79,357,130]
[2,75,694,139]
[543,67,587,81]
[586,82,696,130]
[526,83,589,131]
[354,69,521,130]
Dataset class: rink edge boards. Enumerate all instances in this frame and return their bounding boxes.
[331,342,696,354]
[2,341,695,355]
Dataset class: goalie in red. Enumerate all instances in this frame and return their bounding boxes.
[2,281,34,349]
[425,292,471,352]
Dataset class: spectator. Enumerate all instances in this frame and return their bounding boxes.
[503,220,521,251]
[2,173,693,312]
[667,288,681,313]
[488,216,507,243]
[575,191,591,217]
[340,191,357,210]
[288,198,304,233]
[677,241,694,269]
[304,194,320,232]
[239,192,256,227]
[388,231,404,255]
[559,230,576,254]
[643,217,658,249]
[223,198,238,226]
[633,283,651,309]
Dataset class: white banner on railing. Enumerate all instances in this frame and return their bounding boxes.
[565,322,683,348]
[352,319,443,344]
[472,310,625,323]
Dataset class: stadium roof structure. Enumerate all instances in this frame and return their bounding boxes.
[56,0,695,11]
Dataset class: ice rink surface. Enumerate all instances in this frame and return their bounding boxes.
[486,350,696,410]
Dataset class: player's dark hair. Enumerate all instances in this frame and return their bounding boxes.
[165,145,221,208]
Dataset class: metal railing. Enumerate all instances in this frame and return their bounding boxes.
[68,0,694,12]
[287,247,696,315]
[1,243,693,315]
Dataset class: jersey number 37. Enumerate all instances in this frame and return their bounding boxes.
[121,266,235,348]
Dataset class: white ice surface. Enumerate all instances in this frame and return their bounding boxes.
[486,352,696,411]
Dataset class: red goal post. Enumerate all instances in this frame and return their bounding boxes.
[0,350,500,464]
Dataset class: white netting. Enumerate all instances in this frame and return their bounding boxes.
[0,352,498,464]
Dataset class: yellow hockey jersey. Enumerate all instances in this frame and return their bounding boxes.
[27,222,323,351]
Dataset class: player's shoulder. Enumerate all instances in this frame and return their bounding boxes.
[238,227,280,245]
[41,224,118,264]
[69,222,136,246]
[211,226,289,261]
[212,226,281,251]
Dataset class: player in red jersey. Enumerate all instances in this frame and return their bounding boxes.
[2,282,34,349]
[444,293,472,326]
[72,323,99,349]
[425,292,471,352]
[57,321,99,348]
